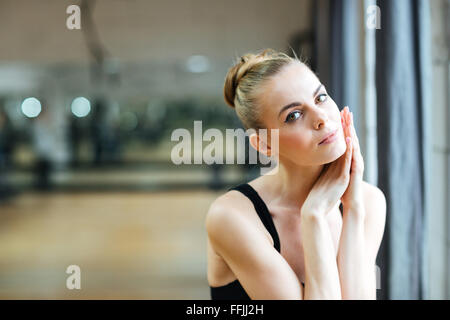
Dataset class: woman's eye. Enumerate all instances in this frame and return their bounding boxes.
[285,110,302,123]
[316,93,328,104]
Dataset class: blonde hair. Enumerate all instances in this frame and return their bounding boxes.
[223,48,299,129]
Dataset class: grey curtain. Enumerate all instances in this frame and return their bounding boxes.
[314,0,432,299]
[376,0,431,299]
[314,0,362,134]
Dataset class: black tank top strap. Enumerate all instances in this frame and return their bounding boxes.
[228,183,281,253]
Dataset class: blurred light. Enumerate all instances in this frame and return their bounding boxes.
[186,55,210,73]
[21,97,41,118]
[71,97,91,117]
[121,111,138,131]
[147,100,166,123]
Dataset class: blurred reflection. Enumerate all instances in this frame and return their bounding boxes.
[30,104,53,190]
[0,0,442,301]
[90,98,121,166]
[0,102,16,201]
[68,110,82,168]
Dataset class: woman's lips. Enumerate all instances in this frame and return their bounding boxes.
[318,129,338,145]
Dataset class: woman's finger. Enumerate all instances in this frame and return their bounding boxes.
[345,108,358,155]
[344,107,351,140]
[341,107,349,138]
[341,136,352,182]
[340,108,349,157]
[344,108,359,177]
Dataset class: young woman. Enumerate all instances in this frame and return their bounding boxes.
[205,48,386,300]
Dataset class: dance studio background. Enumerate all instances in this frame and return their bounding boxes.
[0,0,447,299]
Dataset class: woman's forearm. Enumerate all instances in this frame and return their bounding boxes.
[301,213,342,299]
[337,204,374,299]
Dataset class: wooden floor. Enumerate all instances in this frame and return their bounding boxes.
[0,189,221,299]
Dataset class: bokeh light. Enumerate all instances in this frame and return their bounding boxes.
[71,97,91,117]
[21,97,41,118]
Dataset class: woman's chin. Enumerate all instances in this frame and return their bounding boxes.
[321,139,347,164]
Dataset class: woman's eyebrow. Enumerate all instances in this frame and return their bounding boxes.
[313,84,324,97]
[278,101,302,119]
[277,84,323,119]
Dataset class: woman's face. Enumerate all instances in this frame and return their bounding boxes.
[257,61,347,166]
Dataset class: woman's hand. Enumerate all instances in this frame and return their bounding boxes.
[301,126,353,218]
[340,106,365,211]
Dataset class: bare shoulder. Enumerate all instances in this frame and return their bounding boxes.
[205,190,272,254]
[205,188,303,299]
[205,188,267,245]
[361,181,387,262]
[362,181,387,213]
[206,189,252,226]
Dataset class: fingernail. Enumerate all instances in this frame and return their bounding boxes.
[346,137,351,144]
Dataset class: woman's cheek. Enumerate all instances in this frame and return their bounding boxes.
[279,134,309,155]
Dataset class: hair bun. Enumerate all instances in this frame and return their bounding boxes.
[223,49,279,109]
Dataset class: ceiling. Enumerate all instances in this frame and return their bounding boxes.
[0,0,313,102]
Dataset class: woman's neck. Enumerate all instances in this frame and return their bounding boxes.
[264,159,325,212]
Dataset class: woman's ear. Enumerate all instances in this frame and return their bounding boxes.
[249,132,272,157]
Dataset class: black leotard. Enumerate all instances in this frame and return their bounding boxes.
[209,183,343,300]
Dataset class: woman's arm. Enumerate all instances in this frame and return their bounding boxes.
[206,193,343,300]
[206,197,304,300]
[338,107,371,299]
[337,203,373,299]
[337,107,386,299]
[301,211,342,299]
[297,123,354,299]
[337,186,386,299]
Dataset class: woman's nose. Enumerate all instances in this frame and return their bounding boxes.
[311,109,328,130]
